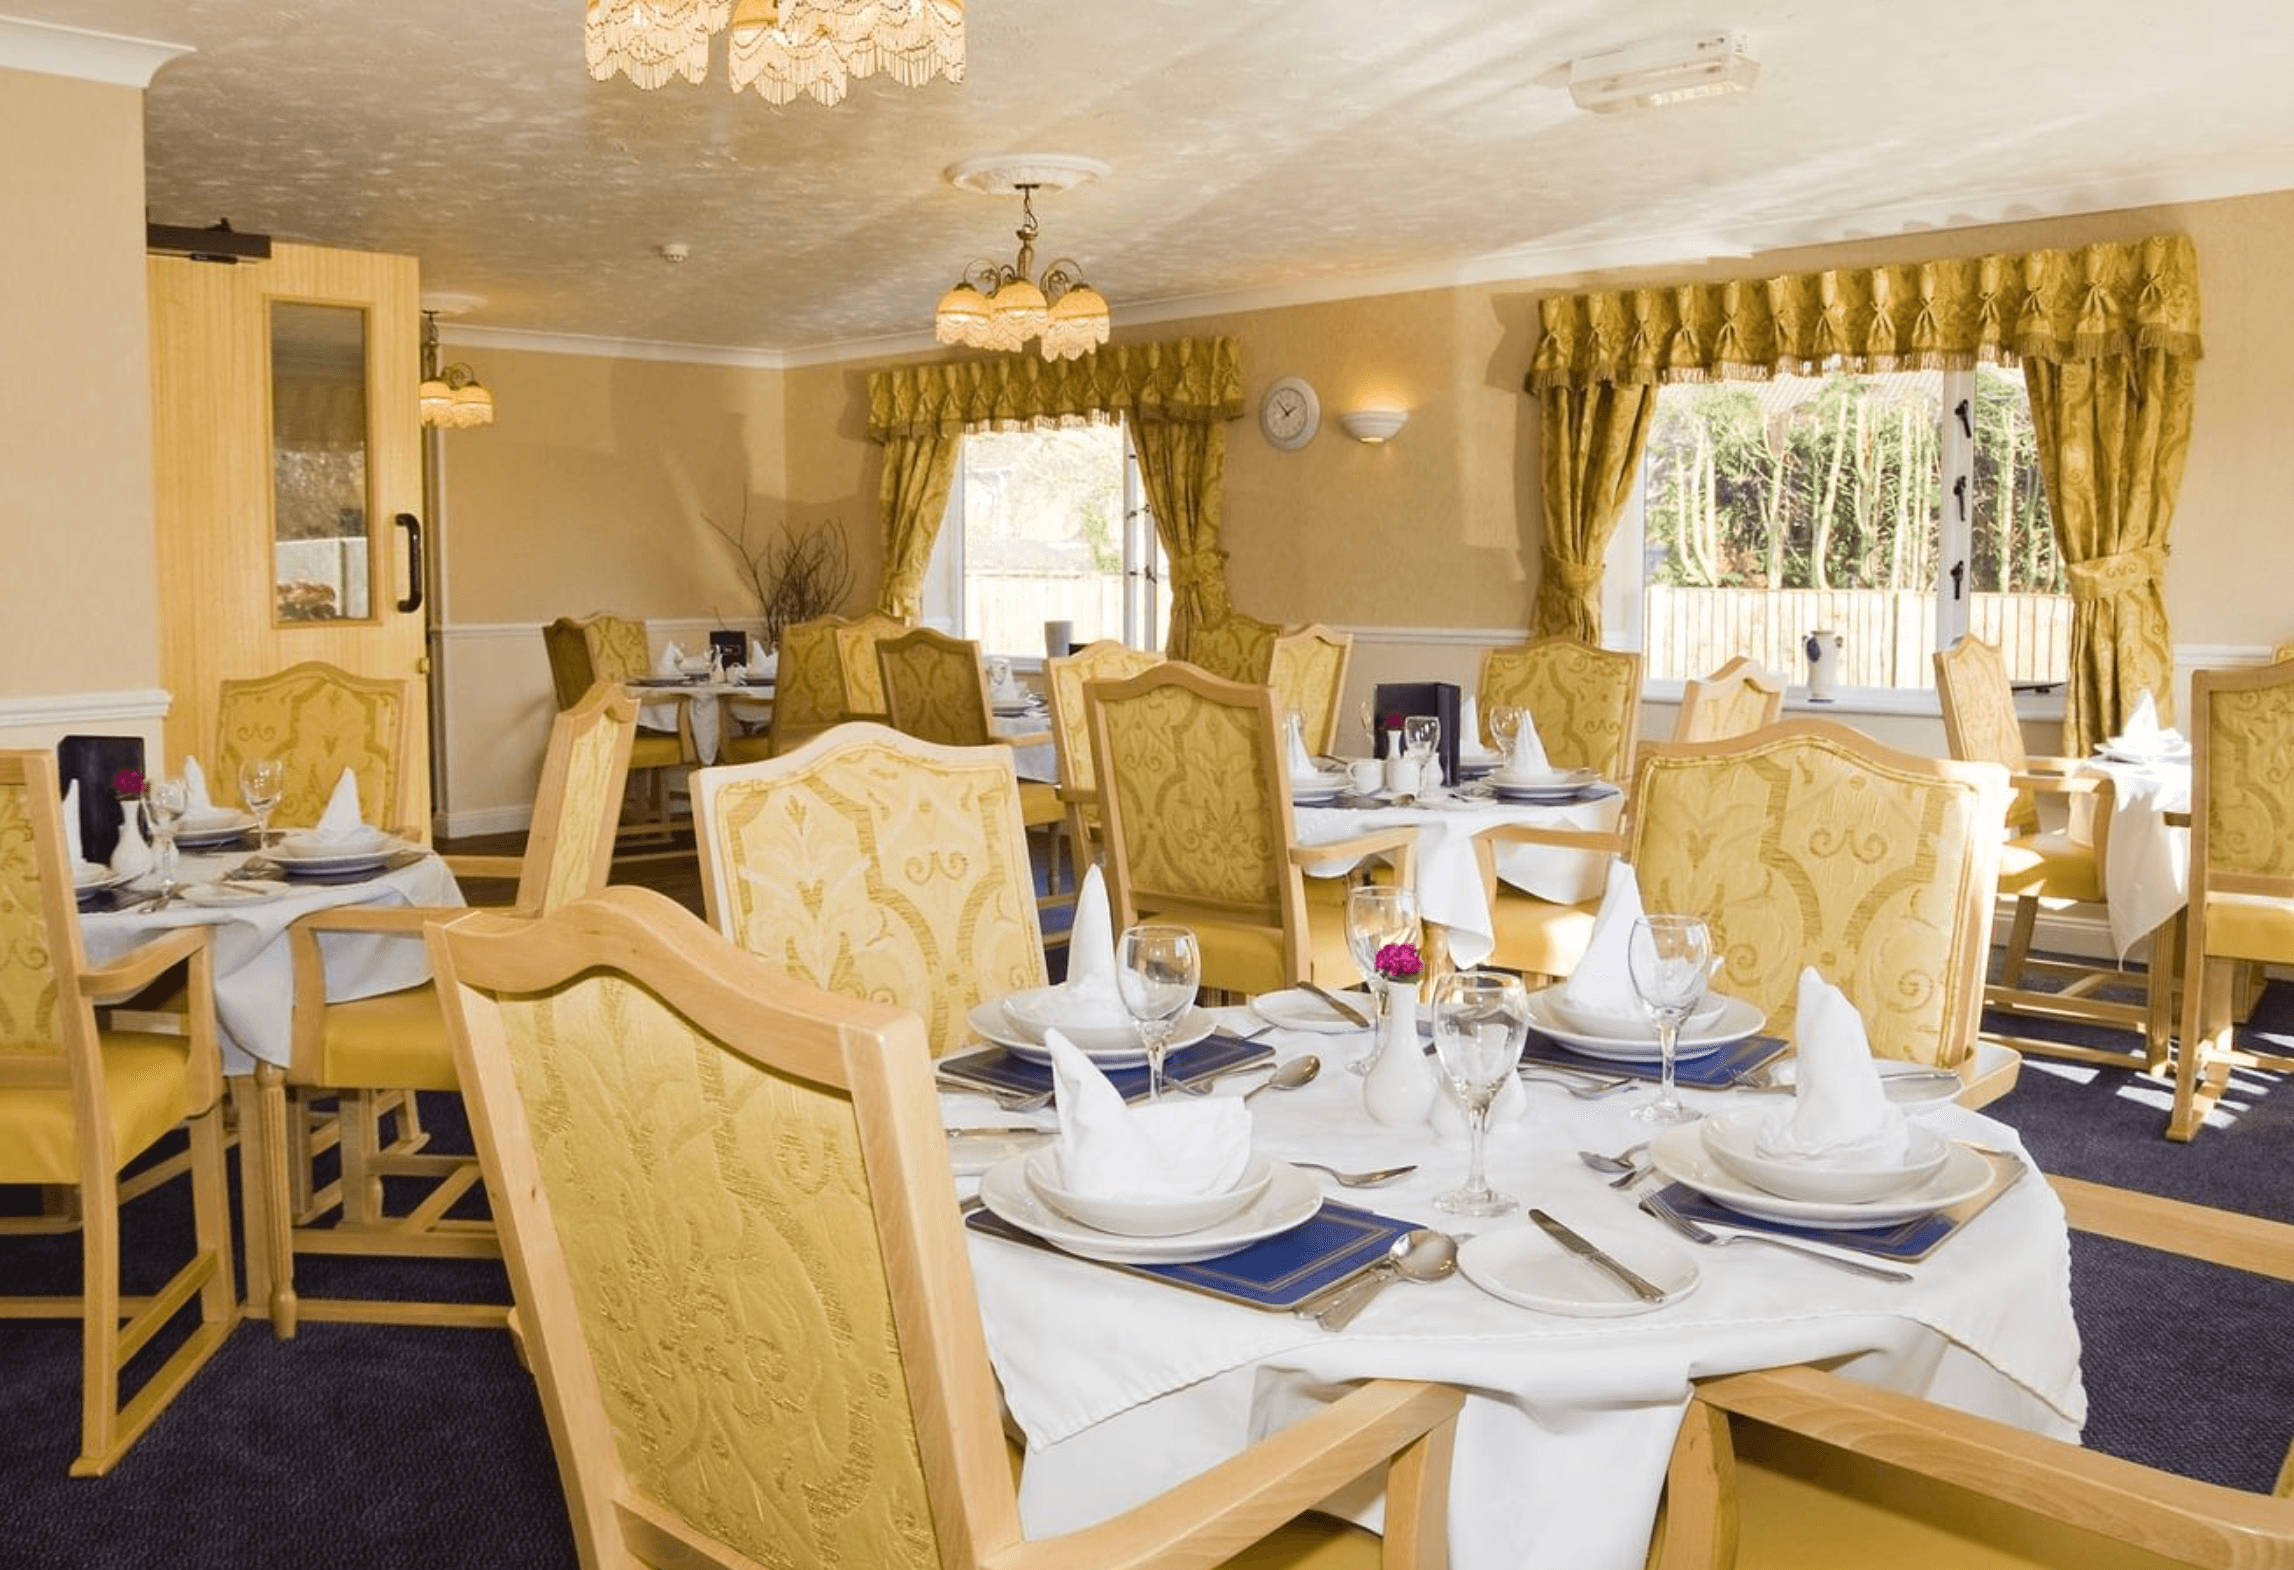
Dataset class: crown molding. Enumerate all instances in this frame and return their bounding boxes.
[438,321,792,371]
[0,17,190,87]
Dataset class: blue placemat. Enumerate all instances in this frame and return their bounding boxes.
[1651,1147,2024,1262]
[938,1033,1274,1105]
[967,1199,1415,1310]
[1519,1029,1787,1090]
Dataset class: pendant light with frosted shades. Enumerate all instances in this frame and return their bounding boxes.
[933,155,1111,362]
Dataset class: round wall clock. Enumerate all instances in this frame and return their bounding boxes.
[1260,376,1320,451]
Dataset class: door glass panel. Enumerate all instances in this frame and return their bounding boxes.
[269,302,371,622]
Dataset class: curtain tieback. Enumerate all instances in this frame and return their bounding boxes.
[2065,545,2167,604]
[1540,551,1604,596]
[1169,545,1229,584]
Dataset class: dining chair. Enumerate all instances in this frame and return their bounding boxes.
[1476,637,1645,780]
[1044,638,1164,875]
[690,725,1047,1058]
[542,613,690,841]
[761,613,851,756]
[1086,662,1415,996]
[1188,610,1284,684]
[1269,623,1354,755]
[1649,1175,2294,1570]
[214,659,414,836]
[1934,635,2161,1072]
[242,682,638,1336]
[831,609,910,723]
[430,885,1463,1570]
[876,626,1070,913]
[1670,655,1784,743]
[0,750,237,1475]
[2169,659,2294,1140]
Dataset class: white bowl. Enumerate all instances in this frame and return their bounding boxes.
[999,986,1145,1054]
[278,825,389,857]
[1023,1149,1274,1237]
[1486,765,1596,791]
[1546,990,1726,1041]
[1700,1112,1951,1204]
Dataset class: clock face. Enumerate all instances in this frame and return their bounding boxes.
[1260,377,1319,450]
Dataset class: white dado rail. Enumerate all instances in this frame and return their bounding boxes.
[0,688,172,752]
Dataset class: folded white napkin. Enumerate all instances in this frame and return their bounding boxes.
[1458,695,1496,759]
[1283,711,1320,781]
[748,635,769,670]
[62,779,102,880]
[1557,861,1648,1022]
[1046,1029,1252,1200]
[654,641,684,678]
[183,756,214,813]
[306,767,367,842]
[1757,967,1912,1164]
[2109,690,2184,755]
[1505,710,1552,777]
[1027,865,1136,1031]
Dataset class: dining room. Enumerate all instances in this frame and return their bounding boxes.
[6,2,2294,1566]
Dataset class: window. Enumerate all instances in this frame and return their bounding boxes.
[1606,363,2067,693]
[922,422,1170,656]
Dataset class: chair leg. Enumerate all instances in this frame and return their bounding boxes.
[74,1171,123,1476]
[337,1087,387,1228]
[1997,894,2040,990]
[2170,953,2238,1142]
[239,1069,299,1337]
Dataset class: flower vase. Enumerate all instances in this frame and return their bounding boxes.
[1363,980,1437,1126]
[109,798,154,879]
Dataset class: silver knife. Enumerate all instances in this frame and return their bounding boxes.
[1300,981,1372,1027]
[1528,1208,1667,1302]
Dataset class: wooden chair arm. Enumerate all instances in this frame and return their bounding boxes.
[78,924,209,1001]
[2023,754,2089,775]
[986,1379,1464,1570]
[2051,1174,2294,1282]
[81,926,223,1108]
[441,853,525,883]
[2009,769,2106,797]
[998,729,1055,751]
[1290,825,1418,886]
[289,902,469,937]
[1473,822,1630,858]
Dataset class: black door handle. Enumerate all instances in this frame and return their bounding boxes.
[395,513,423,614]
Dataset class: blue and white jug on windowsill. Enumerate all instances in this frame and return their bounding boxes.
[1804,629,1844,703]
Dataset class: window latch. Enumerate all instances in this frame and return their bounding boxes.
[1953,475,1968,521]
[1955,398,1972,439]
[1950,560,1966,601]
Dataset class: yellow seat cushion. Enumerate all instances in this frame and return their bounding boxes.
[1491,891,1600,979]
[630,731,684,770]
[1995,830,2103,903]
[0,1030,191,1185]
[316,982,460,1092]
[1136,881,1355,996]
[720,732,774,765]
[1304,875,1369,986]
[2202,892,2294,966]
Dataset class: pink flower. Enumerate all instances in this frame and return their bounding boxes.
[1374,941,1423,981]
[112,768,146,799]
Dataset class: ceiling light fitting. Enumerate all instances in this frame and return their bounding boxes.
[584,0,963,108]
[935,180,1109,362]
[419,310,495,430]
[1568,30,1759,114]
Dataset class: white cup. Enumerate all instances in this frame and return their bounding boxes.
[1349,758,1383,794]
[1383,753,1420,796]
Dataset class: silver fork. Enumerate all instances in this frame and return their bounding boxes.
[1518,1069,1634,1099]
[937,1080,1055,1113]
[1638,1192,1912,1282]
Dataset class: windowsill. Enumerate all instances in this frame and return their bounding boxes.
[1642,677,2066,724]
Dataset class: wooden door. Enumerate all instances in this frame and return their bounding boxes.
[149,241,430,834]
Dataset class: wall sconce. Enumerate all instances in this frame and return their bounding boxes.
[1337,408,1408,444]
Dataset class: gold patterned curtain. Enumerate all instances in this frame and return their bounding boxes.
[874,430,959,621]
[1535,384,1657,639]
[1525,234,2203,731]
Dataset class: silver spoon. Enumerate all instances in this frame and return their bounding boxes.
[1292,1159,1418,1188]
[1311,1229,1460,1330]
[1244,1055,1322,1100]
[1577,1142,1652,1188]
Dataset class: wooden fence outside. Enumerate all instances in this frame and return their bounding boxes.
[968,570,1130,658]
[1646,586,2072,688]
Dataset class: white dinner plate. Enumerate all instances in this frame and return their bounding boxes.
[1648,1123,1993,1230]
[179,878,289,908]
[1524,989,1764,1063]
[1490,780,1619,805]
[978,1154,1321,1263]
[1458,1216,1698,1317]
[1545,990,1726,1040]
[946,1127,1053,1178]
[2097,743,2189,766]
[1250,987,1374,1034]
[964,1000,1218,1066]
[173,810,258,847]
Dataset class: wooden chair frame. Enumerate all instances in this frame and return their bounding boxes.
[1268,624,1354,756]
[242,683,638,1336]
[1086,662,1415,995]
[431,887,1464,1570]
[1044,639,1164,877]
[0,751,238,1475]
[542,613,690,845]
[1671,656,1785,743]
[215,657,416,838]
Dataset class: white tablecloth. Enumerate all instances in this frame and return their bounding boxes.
[630,679,774,765]
[2071,757,2191,956]
[955,1014,2085,1570]
[80,847,464,1075]
[1295,791,1623,969]
[992,711,1057,783]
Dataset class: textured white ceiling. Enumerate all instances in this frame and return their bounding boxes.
[11,0,2294,359]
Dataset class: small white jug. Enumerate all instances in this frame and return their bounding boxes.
[1804,629,1845,703]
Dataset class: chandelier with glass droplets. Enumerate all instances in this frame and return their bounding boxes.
[935,185,1111,362]
[583,0,964,108]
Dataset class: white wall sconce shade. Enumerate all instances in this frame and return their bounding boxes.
[1337,408,1408,444]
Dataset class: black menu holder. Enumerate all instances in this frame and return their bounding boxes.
[1370,682,1461,785]
[57,734,145,865]
[708,629,747,670]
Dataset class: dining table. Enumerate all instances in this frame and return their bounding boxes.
[947,1007,2085,1570]
[627,676,776,765]
[2069,747,2192,960]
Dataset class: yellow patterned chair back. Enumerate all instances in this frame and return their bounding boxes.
[876,627,994,748]
[215,660,409,832]
[1477,638,1644,780]
[1044,640,1164,862]
[1189,612,1282,684]
[0,750,235,1474]
[1269,624,1353,755]
[2171,662,2294,1137]
[431,887,1463,1570]
[1672,656,1785,744]
[690,726,1046,1057]
[833,611,909,722]
[768,615,854,756]
[516,684,641,915]
[1933,635,2040,834]
[1628,722,2007,1069]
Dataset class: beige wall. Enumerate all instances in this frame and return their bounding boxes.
[0,65,163,751]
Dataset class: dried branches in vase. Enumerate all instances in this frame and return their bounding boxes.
[706,508,855,652]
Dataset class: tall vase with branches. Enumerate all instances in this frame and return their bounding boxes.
[706,506,855,651]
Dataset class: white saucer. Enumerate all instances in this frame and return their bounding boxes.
[174,810,257,845]
[964,1000,1217,1066]
[180,878,289,908]
[1525,990,1764,1063]
[1649,1123,1993,1230]
[1458,1217,1698,1317]
[978,1154,1320,1264]
[75,864,131,892]
[1250,987,1373,1034]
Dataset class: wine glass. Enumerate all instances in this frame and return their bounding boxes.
[1487,703,1522,756]
[1428,970,1530,1216]
[1402,714,1442,792]
[238,757,285,848]
[1343,884,1419,1073]
[1115,924,1201,1101]
[143,775,190,904]
[1356,699,1378,756]
[1628,915,1714,1126]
